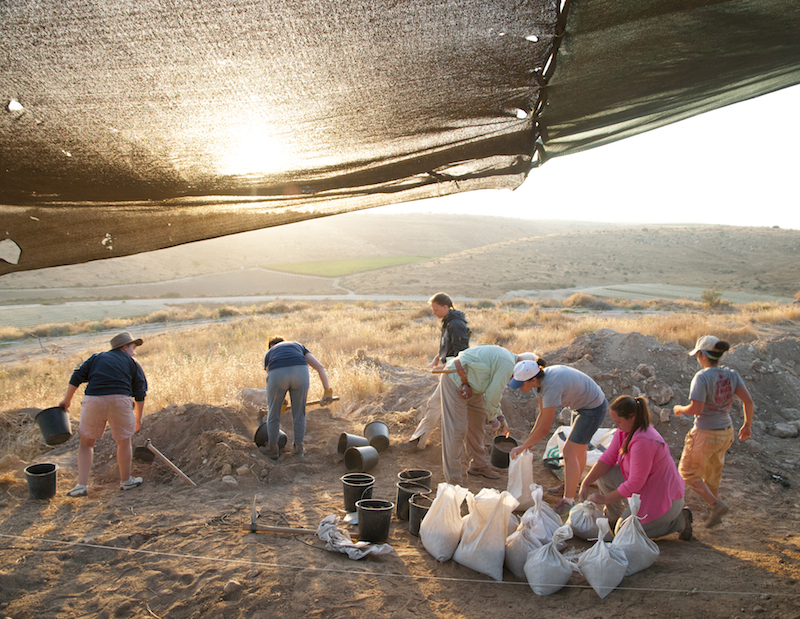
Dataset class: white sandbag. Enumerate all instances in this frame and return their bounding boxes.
[526,484,563,545]
[420,483,472,562]
[576,518,628,599]
[523,524,575,596]
[505,510,544,578]
[566,501,611,541]
[507,512,520,536]
[453,488,519,581]
[507,449,536,511]
[611,494,660,575]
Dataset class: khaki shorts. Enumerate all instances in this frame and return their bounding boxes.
[678,426,734,489]
[79,394,136,440]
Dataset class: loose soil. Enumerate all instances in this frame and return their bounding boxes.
[1,330,799,618]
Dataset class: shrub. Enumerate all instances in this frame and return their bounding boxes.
[565,293,613,311]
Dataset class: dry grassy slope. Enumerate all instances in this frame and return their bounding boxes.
[0,214,618,291]
[342,224,800,298]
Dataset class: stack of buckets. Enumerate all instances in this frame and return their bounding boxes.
[339,467,433,543]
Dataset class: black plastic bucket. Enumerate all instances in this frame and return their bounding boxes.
[397,468,432,489]
[253,424,287,449]
[25,463,58,500]
[344,445,379,472]
[490,435,518,469]
[34,407,72,445]
[356,499,394,543]
[337,433,370,454]
[408,493,433,537]
[363,420,390,452]
[341,472,375,513]
[395,481,430,521]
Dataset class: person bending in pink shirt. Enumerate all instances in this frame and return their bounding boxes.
[579,395,692,540]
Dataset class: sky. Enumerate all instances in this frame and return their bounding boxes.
[375,84,800,230]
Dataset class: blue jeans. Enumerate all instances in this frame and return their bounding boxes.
[567,400,608,445]
[267,365,309,446]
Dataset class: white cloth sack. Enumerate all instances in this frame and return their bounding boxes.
[453,488,519,581]
[507,449,536,511]
[543,425,616,478]
[507,512,520,536]
[523,483,563,545]
[566,501,611,541]
[420,483,472,562]
[316,515,394,560]
[611,494,660,575]
[505,509,544,578]
[576,518,629,599]
[523,524,575,596]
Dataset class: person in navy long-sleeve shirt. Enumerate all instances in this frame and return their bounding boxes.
[60,332,148,497]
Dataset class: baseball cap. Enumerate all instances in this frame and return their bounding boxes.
[509,359,542,389]
[688,335,720,356]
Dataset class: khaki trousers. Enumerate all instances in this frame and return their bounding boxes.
[440,375,489,484]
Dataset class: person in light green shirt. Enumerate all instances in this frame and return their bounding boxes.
[439,344,535,484]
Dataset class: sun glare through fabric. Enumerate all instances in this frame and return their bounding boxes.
[215,126,292,177]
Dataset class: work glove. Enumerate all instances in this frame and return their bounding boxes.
[490,415,509,435]
[320,389,334,406]
[280,398,290,413]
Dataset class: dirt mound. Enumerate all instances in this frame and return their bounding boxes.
[1,331,799,618]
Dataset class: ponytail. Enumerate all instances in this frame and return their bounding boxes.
[611,395,651,455]
[704,340,731,364]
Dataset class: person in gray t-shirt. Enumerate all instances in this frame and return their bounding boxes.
[674,335,754,528]
[509,358,607,515]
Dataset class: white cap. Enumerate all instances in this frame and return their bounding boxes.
[509,360,543,389]
[688,335,720,356]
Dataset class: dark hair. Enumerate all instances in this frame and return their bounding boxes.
[534,357,547,378]
[611,395,651,455]
[703,340,731,364]
[429,292,453,308]
[268,336,285,348]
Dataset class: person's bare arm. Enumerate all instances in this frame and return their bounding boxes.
[735,384,754,440]
[133,400,144,433]
[673,400,705,417]
[306,353,331,392]
[59,384,78,411]
[510,400,555,459]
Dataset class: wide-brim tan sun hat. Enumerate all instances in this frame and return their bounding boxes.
[110,332,144,349]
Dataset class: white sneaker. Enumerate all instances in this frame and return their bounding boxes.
[120,476,143,491]
[66,484,88,497]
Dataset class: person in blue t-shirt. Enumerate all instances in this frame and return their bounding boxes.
[60,332,148,498]
[263,336,332,460]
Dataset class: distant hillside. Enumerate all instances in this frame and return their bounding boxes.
[0,214,797,302]
[0,214,622,301]
[343,224,800,299]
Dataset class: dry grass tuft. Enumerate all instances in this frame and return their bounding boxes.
[0,471,19,487]
[0,408,47,463]
[2,298,798,462]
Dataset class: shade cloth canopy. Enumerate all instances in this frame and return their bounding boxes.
[2,0,798,274]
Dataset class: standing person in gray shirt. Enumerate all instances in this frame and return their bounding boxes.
[674,336,754,528]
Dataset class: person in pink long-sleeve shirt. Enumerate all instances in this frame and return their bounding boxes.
[579,395,693,540]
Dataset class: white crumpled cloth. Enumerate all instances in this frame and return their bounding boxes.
[316,515,394,560]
